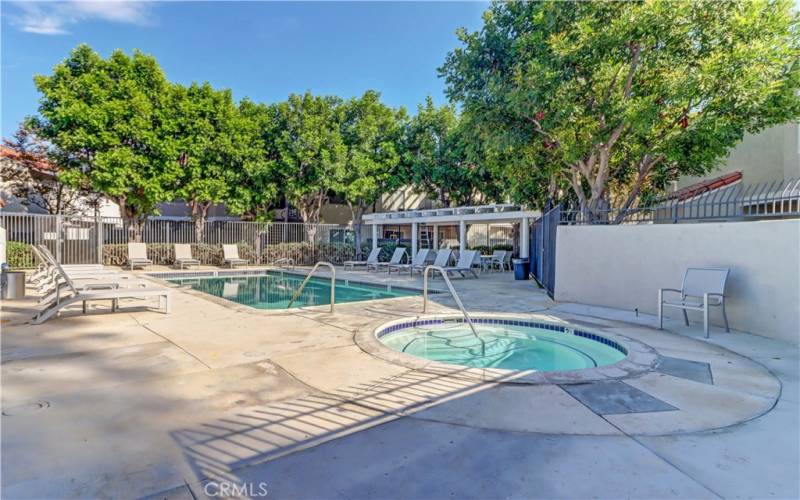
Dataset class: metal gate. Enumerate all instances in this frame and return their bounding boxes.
[531,205,560,297]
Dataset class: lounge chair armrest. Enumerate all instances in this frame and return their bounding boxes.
[659,288,682,296]
[82,283,120,290]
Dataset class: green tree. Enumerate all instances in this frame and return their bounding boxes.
[29,44,180,239]
[441,0,800,220]
[336,90,405,258]
[169,83,273,241]
[273,92,346,238]
[235,99,282,221]
[401,97,496,207]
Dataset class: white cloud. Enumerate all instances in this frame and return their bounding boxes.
[9,1,154,36]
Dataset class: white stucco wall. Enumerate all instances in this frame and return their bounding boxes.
[554,220,800,343]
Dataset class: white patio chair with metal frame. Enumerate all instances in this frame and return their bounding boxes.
[223,244,248,268]
[174,244,200,269]
[658,267,731,338]
[128,243,152,270]
[343,247,381,271]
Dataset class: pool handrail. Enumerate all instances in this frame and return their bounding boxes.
[287,261,335,312]
[422,265,481,344]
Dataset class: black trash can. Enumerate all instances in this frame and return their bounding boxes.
[513,258,530,280]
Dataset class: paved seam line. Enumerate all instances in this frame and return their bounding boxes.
[559,386,725,499]
[133,318,213,370]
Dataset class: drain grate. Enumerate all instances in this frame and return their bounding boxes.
[2,400,50,417]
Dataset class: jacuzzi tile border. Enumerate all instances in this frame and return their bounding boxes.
[375,317,628,356]
[358,313,659,385]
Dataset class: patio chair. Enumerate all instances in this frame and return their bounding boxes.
[415,248,453,276]
[33,245,146,304]
[174,244,200,269]
[32,260,171,324]
[442,250,480,278]
[368,247,406,271]
[343,247,381,270]
[128,243,152,270]
[658,267,731,338]
[223,244,248,268]
[487,250,508,272]
[388,249,431,275]
[29,245,107,285]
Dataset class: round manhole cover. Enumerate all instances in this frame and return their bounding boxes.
[2,401,50,416]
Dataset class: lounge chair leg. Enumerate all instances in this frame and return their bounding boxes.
[721,300,730,332]
[682,309,690,326]
[82,300,87,314]
[703,294,710,338]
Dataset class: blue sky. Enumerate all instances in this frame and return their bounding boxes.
[1,1,487,137]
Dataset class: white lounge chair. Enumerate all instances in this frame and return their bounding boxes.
[128,243,152,270]
[368,247,406,271]
[442,250,480,278]
[487,250,508,272]
[223,244,248,268]
[32,260,171,324]
[415,249,453,276]
[658,267,731,338]
[174,244,200,269]
[389,249,431,275]
[29,245,108,285]
[343,247,381,270]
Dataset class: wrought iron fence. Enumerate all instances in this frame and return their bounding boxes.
[560,178,800,225]
[0,213,354,267]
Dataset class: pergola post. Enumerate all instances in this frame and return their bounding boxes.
[433,224,439,249]
[411,222,419,257]
[459,220,467,250]
[520,217,530,258]
[372,224,378,252]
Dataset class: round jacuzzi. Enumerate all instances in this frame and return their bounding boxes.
[376,317,628,372]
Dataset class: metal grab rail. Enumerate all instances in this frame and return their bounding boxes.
[273,257,295,270]
[287,262,335,312]
[422,265,484,354]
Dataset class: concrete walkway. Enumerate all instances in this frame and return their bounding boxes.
[1,267,797,499]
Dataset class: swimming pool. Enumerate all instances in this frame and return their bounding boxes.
[377,317,627,372]
[166,272,419,309]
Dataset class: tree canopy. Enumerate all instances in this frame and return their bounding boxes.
[30,44,180,237]
[441,0,800,219]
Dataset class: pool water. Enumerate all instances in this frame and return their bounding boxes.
[167,272,418,309]
[379,322,626,371]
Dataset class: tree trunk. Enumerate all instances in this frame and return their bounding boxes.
[348,201,366,259]
[296,189,326,243]
[189,200,211,243]
[117,197,146,242]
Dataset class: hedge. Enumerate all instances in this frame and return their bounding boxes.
[6,241,35,269]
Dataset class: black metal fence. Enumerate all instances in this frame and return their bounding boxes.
[561,178,800,225]
[531,205,560,297]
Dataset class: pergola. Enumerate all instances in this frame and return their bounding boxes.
[363,204,539,259]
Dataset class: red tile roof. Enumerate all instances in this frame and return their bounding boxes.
[0,145,57,172]
[666,171,743,202]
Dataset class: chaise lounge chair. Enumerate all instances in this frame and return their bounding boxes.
[388,249,432,275]
[368,247,406,272]
[32,260,171,324]
[413,248,452,275]
[343,247,381,270]
[442,250,480,278]
[658,267,730,338]
[128,243,153,270]
[174,244,200,269]
[223,244,249,268]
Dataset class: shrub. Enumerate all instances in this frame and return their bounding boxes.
[102,243,257,267]
[6,241,35,269]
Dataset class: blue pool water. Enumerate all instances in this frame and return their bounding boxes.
[379,321,626,371]
[167,272,418,309]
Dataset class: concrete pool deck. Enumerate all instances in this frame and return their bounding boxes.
[1,266,797,498]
